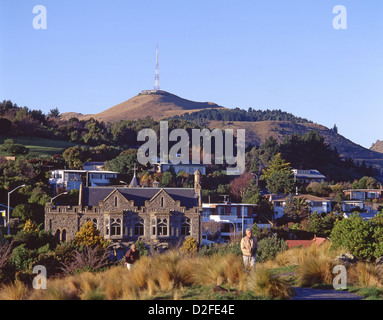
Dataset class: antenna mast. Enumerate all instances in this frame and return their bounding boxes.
[154,45,160,91]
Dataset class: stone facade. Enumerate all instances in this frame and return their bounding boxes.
[45,171,202,252]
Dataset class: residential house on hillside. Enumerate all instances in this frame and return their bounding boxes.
[202,202,256,241]
[49,169,118,193]
[292,169,326,185]
[45,170,203,256]
[343,188,383,201]
[268,194,332,219]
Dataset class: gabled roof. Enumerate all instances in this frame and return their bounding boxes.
[82,187,199,209]
[269,194,333,202]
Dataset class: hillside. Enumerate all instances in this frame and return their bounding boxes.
[59,90,383,173]
[61,91,224,122]
[371,140,383,154]
[206,120,383,172]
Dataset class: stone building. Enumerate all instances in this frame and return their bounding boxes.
[45,170,202,254]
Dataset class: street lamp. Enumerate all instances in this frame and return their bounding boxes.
[50,192,68,205]
[7,184,26,235]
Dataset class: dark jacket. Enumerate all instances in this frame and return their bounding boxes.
[124,249,140,264]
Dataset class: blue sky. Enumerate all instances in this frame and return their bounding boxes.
[0,0,382,149]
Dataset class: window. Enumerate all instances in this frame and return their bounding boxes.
[111,218,122,236]
[160,197,165,207]
[157,218,168,236]
[231,206,237,216]
[312,201,323,207]
[114,196,118,207]
[181,218,191,236]
[134,219,144,236]
[105,218,109,236]
[152,218,156,236]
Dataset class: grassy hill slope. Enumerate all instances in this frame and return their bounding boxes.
[61,91,224,122]
[0,136,82,156]
[206,120,383,172]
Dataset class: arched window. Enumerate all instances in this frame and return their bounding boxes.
[157,218,168,236]
[54,229,61,242]
[62,229,67,242]
[111,218,122,236]
[181,218,191,236]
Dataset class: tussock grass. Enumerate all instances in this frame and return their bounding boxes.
[247,267,293,300]
[0,280,30,300]
[5,242,383,300]
[349,262,383,288]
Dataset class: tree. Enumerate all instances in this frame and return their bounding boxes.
[257,234,288,263]
[242,179,261,204]
[330,214,374,261]
[307,212,336,237]
[261,153,294,194]
[74,220,107,248]
[284,195,310,223]
[160,171,175,187]
[106,149,137,175]
[229,172,254,202]
[0,118,12,135]
[62,146,85,169]
[1,139,29,156]
[48,108,60,118]
[332,124,338,134]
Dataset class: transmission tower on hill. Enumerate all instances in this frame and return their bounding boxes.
[154,45,160,91]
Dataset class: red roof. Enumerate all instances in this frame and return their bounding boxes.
[286,236,327,249]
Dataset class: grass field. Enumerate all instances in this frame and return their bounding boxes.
[0,135,83,156]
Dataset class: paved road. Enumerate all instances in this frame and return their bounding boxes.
[292,287,363,300]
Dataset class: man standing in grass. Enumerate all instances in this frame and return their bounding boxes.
[124,243,140,270]
[241,228,257,269]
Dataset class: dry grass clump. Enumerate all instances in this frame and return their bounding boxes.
[348,262,383,288]
[297,255,335,287]
[247,267,293,300]
[191,254,247,289]
[0,280,30,300]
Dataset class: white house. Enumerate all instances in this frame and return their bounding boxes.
[202,202,256,241]
[343,189,383,201]
[268,194,332,219]
[49,169,118,193]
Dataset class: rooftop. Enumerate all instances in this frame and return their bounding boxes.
[82,186,199,209]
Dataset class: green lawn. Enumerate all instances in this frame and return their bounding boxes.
[0,135,83,156]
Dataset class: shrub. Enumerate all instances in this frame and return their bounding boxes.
[330,214,374,261]
[179,237,198,256]
[257,234,288,263]
[74,220,107,248]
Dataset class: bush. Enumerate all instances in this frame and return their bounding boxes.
[257,234,288,263]
[179,237,198,255]
[330,214,374,261]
